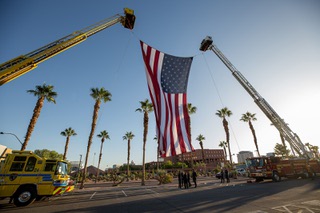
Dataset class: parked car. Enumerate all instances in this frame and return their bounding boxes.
[237,168,246,176]
[215,172,222,179]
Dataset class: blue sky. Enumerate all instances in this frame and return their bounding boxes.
[1,0,319,169]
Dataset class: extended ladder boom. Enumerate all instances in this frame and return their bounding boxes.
[200,36,310,159]
[0,8,135,86]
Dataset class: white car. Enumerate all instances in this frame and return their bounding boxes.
[237,168,246,176]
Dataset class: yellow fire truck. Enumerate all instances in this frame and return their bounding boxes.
[0,150,74,206]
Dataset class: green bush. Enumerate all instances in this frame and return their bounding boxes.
[155,170,173,185]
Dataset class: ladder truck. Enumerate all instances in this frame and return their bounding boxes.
[0,8,135,86]
[199,36,310,159]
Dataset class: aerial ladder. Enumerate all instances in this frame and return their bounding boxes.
[199,36,311,159]
[0,8,135,86]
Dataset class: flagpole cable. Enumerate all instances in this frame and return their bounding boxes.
[201,54,241,152]
[95,32,134,136]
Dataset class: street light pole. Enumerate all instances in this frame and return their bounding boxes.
[0,132,23,148]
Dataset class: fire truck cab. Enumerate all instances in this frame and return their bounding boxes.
[0,150,74,207]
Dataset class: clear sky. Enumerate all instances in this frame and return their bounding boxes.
[1,0,319,170]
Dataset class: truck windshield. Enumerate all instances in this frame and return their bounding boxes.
[245,158,264,167]
[55,162,68,175]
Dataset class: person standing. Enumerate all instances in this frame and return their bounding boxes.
[225,168,230,183]
[187,172,191,187]
[192,169,197,188]
[178,171,182,189]
[183,172,189,189]
[220,168,225,183]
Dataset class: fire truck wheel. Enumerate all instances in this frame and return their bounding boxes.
[13,186,36,207]
[272,171,281,182]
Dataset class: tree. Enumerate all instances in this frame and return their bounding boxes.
[271,120,291,157]
[274,143,290,157]
[196,134,206,164]
[22,83,57,151]
[187,103,197,168]
[219,141,228,162]
[136,99,153,186]
[311,145,319,159]
[123,131,135,181]
[216,107,233,165]
[34,149,63,160]
[80,87,111,189]
[96,130,110,182]
[306,143,319,159]
[153,135,160,171]
[60,127,77,160]
[240,112,260,157]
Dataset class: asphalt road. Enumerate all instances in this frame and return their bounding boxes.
[1,176,319,213]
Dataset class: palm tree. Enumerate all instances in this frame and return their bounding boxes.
[219,141,228,162]
[80,87,112,189]
[271,121,291,157]
[153,135,159,171]
[96,130,110,182]
[123,131,135,181]
[60,127,77,160]
[196,134,206,164]
[187,103,197,168]
[22,83,57,151]
[136,99,153,186]
[216,107,233,165]
[240,112,260,157]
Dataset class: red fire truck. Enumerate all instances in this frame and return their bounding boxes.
[245,156,320,182]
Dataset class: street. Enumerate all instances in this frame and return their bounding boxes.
[1,177,319,213]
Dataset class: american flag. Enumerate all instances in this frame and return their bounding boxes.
[140,41,194,157]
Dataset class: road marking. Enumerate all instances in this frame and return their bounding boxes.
[302,200,320,206]
[122,190,127,197]
[90,192,96,200]
[146,189,159,194]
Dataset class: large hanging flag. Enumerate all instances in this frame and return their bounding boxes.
[140,40,194,157]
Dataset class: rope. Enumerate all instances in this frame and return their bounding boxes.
[201,53,241,152]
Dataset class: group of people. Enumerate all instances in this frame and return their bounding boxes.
[177,168,231,189]
[178,169,197,189]
[220,168,230,183]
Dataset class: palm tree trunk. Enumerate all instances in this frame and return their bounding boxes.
[96,140,104,183]
[200,142,205,163]
[223,147,227,162]
[279,133,289,157]
[80,101,100,189]
[22,97,44,151]
[249,121,260,157]
[223,119,233,166]
[141,112,149,186]
[127,140,130,181]
[63,137,70,160]
[188,120,194,168]
[156,140,159,171]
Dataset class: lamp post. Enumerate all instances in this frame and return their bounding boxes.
[0,132,23,148]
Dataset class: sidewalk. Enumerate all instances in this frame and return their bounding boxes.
[72,176,251,193]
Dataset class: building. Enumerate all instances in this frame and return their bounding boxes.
[69,160,83,173]
[163,149,225,168]
[237,151,254,163]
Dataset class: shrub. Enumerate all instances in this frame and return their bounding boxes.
[155,170,173,185]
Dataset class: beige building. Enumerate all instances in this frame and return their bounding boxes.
[163,149,225,168]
